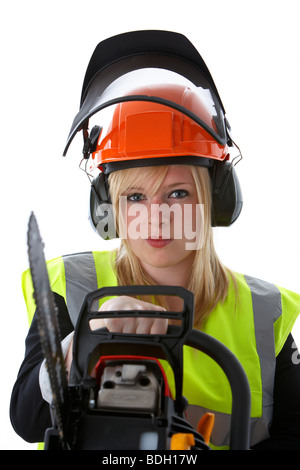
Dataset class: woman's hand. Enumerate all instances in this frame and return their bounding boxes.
[91,295,168,335]
[65,296,168,379]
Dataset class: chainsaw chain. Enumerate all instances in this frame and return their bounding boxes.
[27,213,68,448]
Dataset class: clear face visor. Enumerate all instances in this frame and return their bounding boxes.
[63,54,229,156]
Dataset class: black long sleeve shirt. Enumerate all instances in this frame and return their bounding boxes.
[10,292,300,449]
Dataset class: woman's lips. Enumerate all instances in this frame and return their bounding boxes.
[146,238,173,248]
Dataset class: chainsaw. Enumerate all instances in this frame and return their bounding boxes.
[27,212,251,450]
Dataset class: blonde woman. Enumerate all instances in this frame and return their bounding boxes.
[10,31,300,450]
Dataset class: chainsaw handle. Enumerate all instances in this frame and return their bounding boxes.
[71,285,251,449]
[71,285,194,404]
[186,329,251,450]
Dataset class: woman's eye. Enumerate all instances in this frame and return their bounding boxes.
[169,189,189,199]
[127,193,146,202]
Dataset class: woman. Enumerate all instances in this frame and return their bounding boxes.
[92,163,224,331]
[10,30,300,450]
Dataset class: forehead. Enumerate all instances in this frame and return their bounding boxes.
[114,164,196,197]
[161,165,194,184]
[144,166,195,193]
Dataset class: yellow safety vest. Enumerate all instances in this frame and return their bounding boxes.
[22,250,300,450]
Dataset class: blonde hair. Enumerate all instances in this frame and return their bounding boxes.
[109,165,230,327]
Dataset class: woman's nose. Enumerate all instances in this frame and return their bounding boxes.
[149,204,163,228]
[148,197,171,232]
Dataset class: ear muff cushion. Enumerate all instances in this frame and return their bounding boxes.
[211,161,243,227]
[94,172,111,204]
[89,173,117,239]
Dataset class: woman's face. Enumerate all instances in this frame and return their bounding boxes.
[119,165,204,272]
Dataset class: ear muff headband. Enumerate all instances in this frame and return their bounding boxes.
[89,161,243,239]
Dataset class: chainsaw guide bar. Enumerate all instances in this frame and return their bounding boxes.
[27,212,68,448]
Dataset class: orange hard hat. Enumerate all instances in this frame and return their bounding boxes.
[88,84,229,173]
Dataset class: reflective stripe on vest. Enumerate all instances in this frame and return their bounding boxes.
[63,251,118,325]
[245,275,281,444]
[63,252,99,325]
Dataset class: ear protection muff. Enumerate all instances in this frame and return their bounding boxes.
[89,162,243,239]
[89,172,118,240]
[210,161,243,227]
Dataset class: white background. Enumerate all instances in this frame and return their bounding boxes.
[1,0,299,450]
